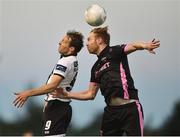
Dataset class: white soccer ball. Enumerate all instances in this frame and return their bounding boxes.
[85,4,106,26]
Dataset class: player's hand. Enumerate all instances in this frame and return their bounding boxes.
[51,87,69,99]
[13,91,29,108]
[144,39,160,54]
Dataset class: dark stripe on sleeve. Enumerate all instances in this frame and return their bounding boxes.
[53,73,65,79]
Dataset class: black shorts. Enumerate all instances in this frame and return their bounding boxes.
[43,100,72,136]
[101,101,144,136]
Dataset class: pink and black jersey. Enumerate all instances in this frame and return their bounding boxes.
[90,45,139,104]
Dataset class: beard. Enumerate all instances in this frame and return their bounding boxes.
[87,48,96,54]
[87,44,98,54]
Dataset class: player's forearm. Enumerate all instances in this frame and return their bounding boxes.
[130,42,147,49]
[125,42,146,54]
[67,90,95,100]
[28,83,57,97]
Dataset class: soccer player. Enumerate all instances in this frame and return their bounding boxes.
[52,26,160,136]
[13,30,84,136]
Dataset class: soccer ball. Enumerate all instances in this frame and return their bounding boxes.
[85,4,106,26]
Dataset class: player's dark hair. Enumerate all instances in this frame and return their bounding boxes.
[91,26,110,45]
[67,31,84,55]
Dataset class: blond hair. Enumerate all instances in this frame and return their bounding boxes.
[91,26,110,45]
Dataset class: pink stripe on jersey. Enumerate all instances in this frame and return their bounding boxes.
[136,101,144,136]
[120,63,129,99]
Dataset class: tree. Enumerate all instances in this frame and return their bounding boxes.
[67,112,103,136]
[144,100,180,135]
[157,100,180,135]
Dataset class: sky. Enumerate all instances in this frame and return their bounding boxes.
[0,0,180,129]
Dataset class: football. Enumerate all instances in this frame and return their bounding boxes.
[85,4,106,26]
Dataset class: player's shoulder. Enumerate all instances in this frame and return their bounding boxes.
[110,44,125,49]
[110,44,126,52]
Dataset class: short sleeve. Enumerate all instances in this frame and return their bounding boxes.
[53,58,70,78]
[111,44,127,59]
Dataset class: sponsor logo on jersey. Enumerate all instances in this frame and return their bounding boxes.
[95,62,110,78]
[56,64,67,72]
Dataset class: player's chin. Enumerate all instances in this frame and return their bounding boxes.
[58,49,64,55]
[87,49,95,54]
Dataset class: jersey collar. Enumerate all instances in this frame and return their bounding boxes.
[60,53,77,58]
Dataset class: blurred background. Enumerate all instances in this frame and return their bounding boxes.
[0,0,180,135]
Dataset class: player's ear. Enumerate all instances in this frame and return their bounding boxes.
[70,46,75,54]
[96,37,103,44]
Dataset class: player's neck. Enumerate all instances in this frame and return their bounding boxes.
[97,44,108,56]
[62,52,77,57]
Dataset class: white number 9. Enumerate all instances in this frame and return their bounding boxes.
[45,120,51,130]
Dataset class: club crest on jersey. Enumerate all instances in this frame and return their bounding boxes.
[56,64,67,72]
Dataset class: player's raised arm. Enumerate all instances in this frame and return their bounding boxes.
[52,82,99,100]
[124,39,160,54]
